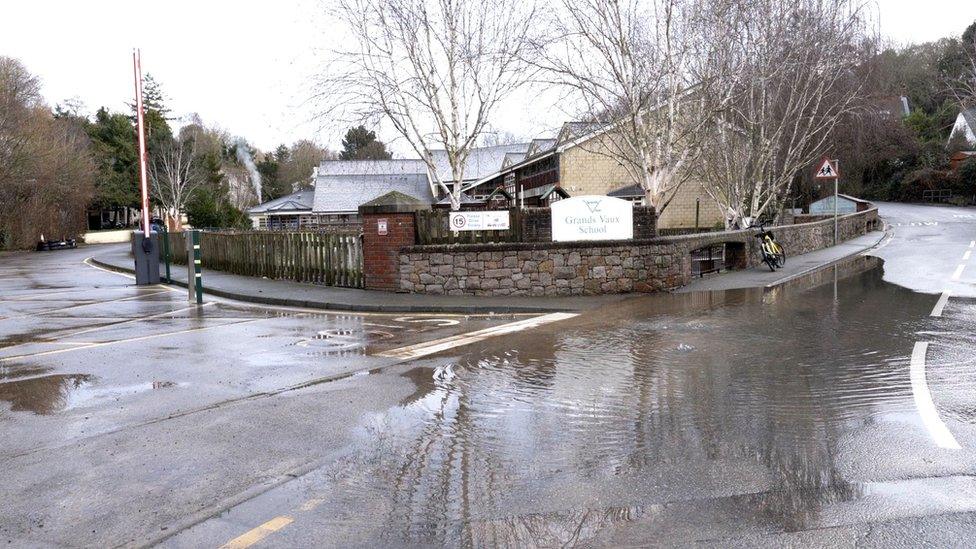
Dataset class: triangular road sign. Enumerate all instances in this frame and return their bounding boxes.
[814,157,839,179]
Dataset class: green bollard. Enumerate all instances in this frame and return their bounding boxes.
[186,229,203,305]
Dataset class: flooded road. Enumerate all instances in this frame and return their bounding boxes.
[6,202,976,547]
[170,256,957,547]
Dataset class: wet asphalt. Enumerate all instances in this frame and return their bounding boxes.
[3,201,976,547]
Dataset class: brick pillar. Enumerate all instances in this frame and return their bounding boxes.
[359,192,430,292]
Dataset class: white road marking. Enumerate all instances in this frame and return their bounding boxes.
[930,290,951,318]
[83,257,182,293]
[952,264,966,281]
[393,316,460,327]
[59,302,216,339]
[970,241,975,249]
[376,312,578,359]
[910,342,961,450]
[83,257,135,280]
[0,317,266,363]
[965,251,973,261]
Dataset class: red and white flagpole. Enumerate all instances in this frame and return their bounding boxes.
[133,49,151,238]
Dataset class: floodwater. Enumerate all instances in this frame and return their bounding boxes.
[251,256,975,546]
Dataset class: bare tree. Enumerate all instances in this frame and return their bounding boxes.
[149,136,202,227]
[0,57,94,249]
[946,26,976,110]
[322,0,538,209]
[535,0,734,213]
[696,0,876,228]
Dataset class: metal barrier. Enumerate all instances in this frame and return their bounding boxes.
[922,189,952,203]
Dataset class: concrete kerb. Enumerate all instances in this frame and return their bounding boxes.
[86,256,570,315]
[760,227,888,290]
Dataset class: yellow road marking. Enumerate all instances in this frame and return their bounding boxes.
[219,516,294,549]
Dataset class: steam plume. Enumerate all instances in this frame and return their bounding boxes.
[234,138,262,201]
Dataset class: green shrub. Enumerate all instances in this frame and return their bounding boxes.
[898,168,957,201]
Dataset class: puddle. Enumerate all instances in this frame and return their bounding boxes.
[306,258,950,545]
[0,368,181,415]
[0,373,96,414]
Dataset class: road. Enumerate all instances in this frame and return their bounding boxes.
[2,201,976,547]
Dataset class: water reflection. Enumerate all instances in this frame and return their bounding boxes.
[0,371,96,414]
[326,258,939,545]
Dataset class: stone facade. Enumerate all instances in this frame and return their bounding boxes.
[558,136,632,196]
[397,208,880,296]
[556,131,724,230]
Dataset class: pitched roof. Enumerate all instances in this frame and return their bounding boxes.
[429,143,531,184]
[525,138,557,158]
[317,159,428,176]
[558,121,602,143]
[247,189,314,214]
[963,107,976,132]
[502,151,526,167]
[312,160,435,213]
[435,193,484,206]
[608,183,644,198]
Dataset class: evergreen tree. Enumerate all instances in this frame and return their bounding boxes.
[86,108,139,209]
[339,126,392,160]
[257,152,288,201]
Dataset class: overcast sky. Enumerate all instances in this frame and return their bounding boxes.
[1,0,975,156]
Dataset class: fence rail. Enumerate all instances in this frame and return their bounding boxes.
[415,208,524,245]
[922,189,953,203]
[168,231,363,288]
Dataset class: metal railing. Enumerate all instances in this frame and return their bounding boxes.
[922,189,953,203]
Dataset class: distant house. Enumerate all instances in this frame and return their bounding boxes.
[951,150,976,171]
[247,189,314,230]
[468,121,724,229]
[313,159,434,223]
[248,160,435,231]
[949,107,976,150]
[875,96,911,119]
[429,143,531,199]
[808,194,871,215]
[247,131,723,231]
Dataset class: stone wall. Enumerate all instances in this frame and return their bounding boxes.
[397,208,880,296]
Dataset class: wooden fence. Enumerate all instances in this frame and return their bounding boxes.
[167,231,363,288]
[415,208,525,245]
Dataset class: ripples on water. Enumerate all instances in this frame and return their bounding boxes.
[339,258,948,545]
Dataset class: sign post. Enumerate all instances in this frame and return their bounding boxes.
[814,157,840,245]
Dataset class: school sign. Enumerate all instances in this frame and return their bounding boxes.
[551,195,634,242]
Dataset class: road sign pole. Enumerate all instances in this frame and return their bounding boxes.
[834,159,840,246]
[815,156,841,246]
